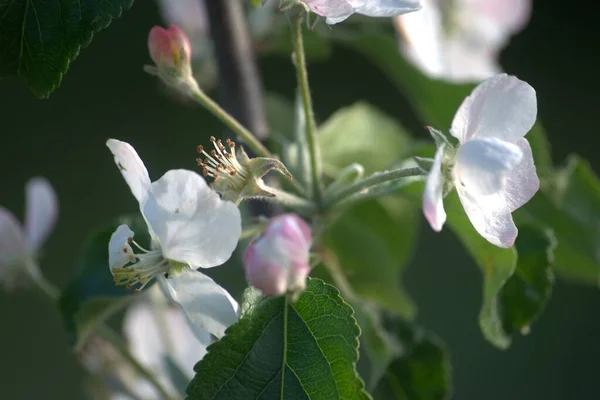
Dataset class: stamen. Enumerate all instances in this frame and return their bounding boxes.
[195,137,249,189]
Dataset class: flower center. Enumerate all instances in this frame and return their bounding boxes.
[111,239,171,292]
[196,136,248,191]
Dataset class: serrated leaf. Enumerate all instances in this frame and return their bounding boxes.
[373,317,451,400]
[321,198,418,318]
[0,0,135,97]
[330,32,553,180]
[186,278,370,400]
[499,226,555,335]
[318,102,411,176]
[58,214,150,348]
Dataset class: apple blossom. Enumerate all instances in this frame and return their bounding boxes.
[301,0,422,25]
[0,177,57,289]
[243,213,312,297]
[196,136,292,204]
[106,138,242,338]
[422,74,539,248]
[395,0,531,82]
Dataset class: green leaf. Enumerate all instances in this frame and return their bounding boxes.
[445,193,556,348]
[186,278,369,400]
[58,214,150,348]
[330,32,553,179]
[518,156,600,284]
[499,226,556,335]
[318,102,411,176]
[373,317,452,400]
[0,0,135,97]
[321,198,418,319]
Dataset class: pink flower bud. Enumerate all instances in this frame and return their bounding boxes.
[148,25,192,70]
[243,214,312,297]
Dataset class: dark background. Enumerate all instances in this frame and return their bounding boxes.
[1,0,599,399]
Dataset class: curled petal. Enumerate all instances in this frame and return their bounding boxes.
[454,138,522,196]
[163,268,239,339]
[423,145,447,232]
[108,225,135,271]
[303,0,354,24]
[106,139,152,206]
[456,186,517,248]
[450,74,537,144]
[24,177,58,253]
[349,0,421,18]
[500,138,540,212]
[143,169,241,268]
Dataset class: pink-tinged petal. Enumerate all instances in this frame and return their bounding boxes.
[24,177,58,253]
[164,269,239,339]
[142,169,241,268]
[108,225,136,271]
[349,0,421,18]
[474,0,532,36]
[106,139,152,206]
[500,138,539,212]
[148,25,192,68]
[0,207,27,272]
[242,214,312,297]
[450,74,537,144]
[456,185,517,248]
[454,138,523,196]
[423,146,447,232]
[301,0,354,23]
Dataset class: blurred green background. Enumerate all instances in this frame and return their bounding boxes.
[1,0,599,399]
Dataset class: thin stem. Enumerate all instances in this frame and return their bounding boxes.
[267,187,316,214]
[324,167,425,208]
[96,324,178,400]
[190,86,271,158]
[292,15,323,204]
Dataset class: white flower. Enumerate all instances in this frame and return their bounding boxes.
[302,0,421,25]
[423,74,539,248]
[395,0,531,82]
[106,139,242,339]
[0,177,57,288]
[81,286,211,400]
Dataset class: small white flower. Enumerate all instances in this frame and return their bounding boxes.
[395,0,531,82]
[302,0,421,25]
[106,139,242,339]
[0,177,57,288]
[423,74,539,248]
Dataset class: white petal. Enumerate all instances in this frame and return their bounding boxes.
[164,268,239,339]
[395,0,446,79]
[499,138,539,212]
[143,169,241,268]
[24,177,58,253]
[454,138,522,196]
[450,74,537,143]
[108,225,135,271]
[0,207,27,271]
[422,145,447,232]
[456,185,517,248]
[302,0,354,24]
[106,139,152,206]
[349,0,421,18]
[472,0,532,36]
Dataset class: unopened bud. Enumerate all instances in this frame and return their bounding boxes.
[145,25,197,93]
[243,214,312,298]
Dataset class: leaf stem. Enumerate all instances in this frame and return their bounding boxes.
[324,167,425,208]
[267,187,316,214]
[292,14,323,204]
[95,324,179,400]
[189,85,271,158]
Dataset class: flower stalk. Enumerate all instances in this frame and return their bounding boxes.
[292,14,323,204]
